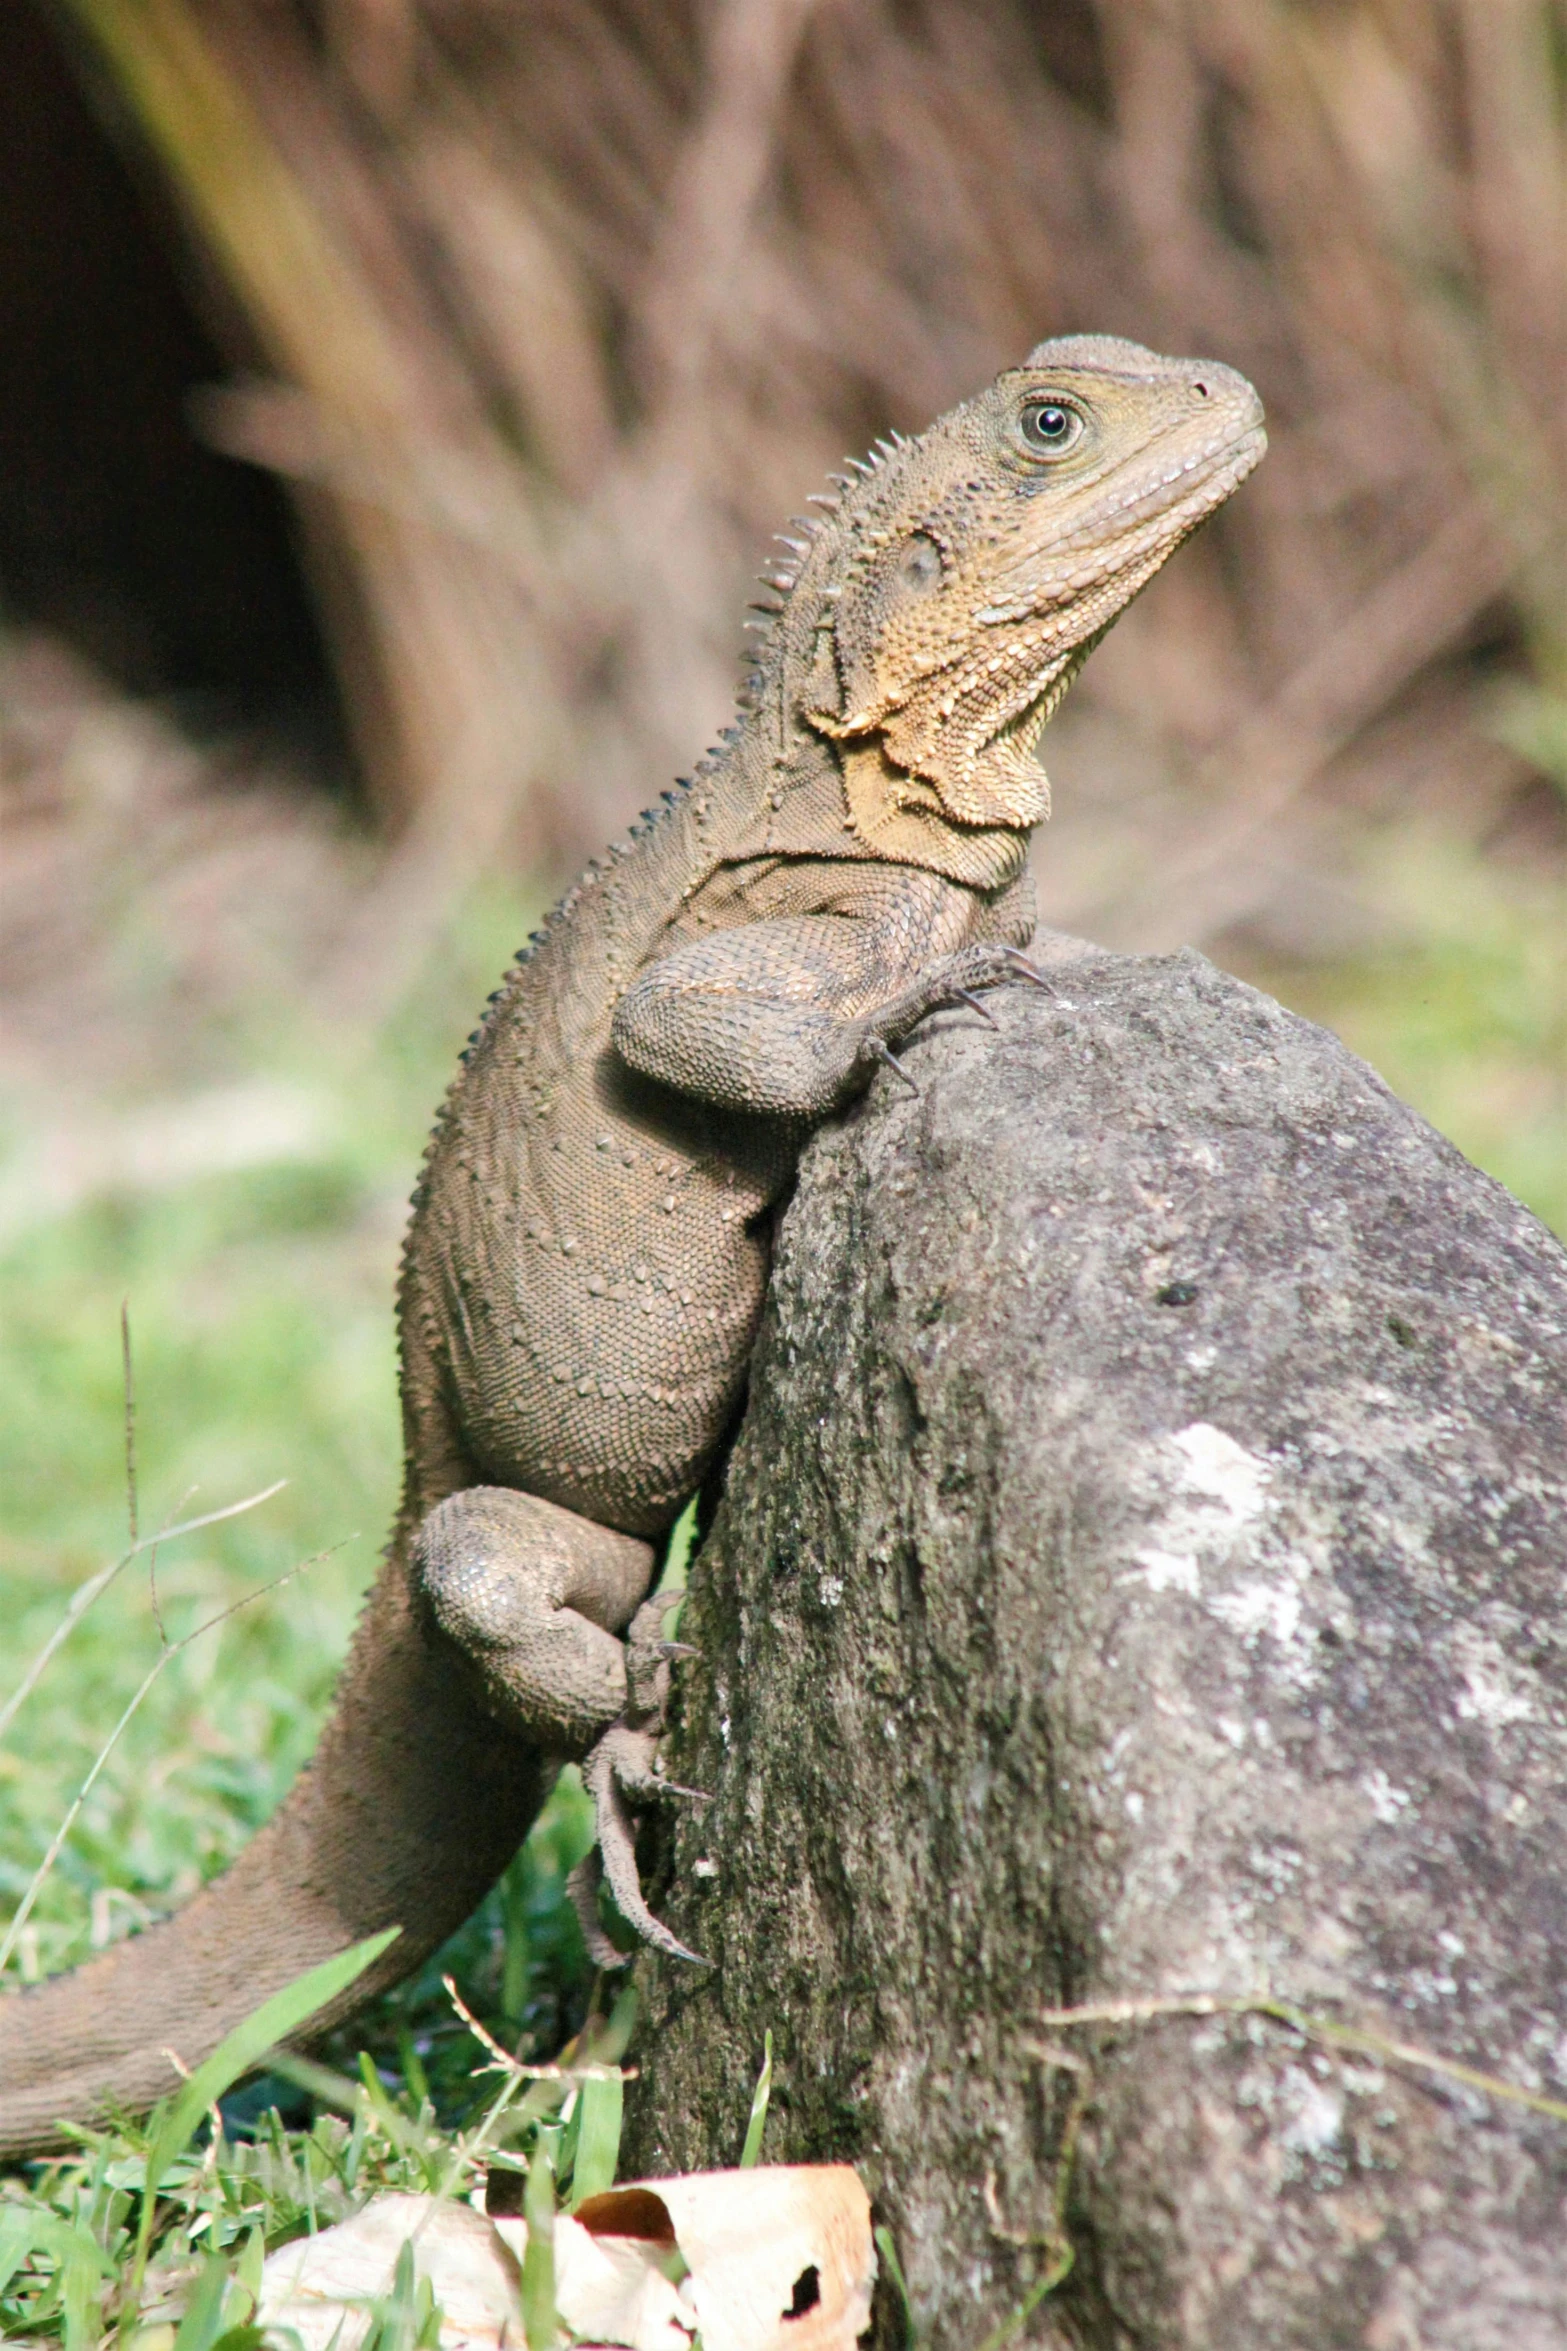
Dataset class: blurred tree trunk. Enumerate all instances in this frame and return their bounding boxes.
[59,0,577,1018]
[627,943,1567,2350]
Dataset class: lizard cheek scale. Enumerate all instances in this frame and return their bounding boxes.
[0,334,1264,2155]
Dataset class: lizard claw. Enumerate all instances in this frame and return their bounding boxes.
[1002,947,1055,991]
[601,1722,709,1804]
[625,1591,690,1718]
[582,1724,711,1968]
[863,1036,920,1097]
[948,986,998,1029]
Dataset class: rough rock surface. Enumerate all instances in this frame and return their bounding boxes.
[622,942,1567,2350]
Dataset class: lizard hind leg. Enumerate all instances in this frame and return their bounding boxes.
[412,1487,706,1962]
[411,1485,655,1756]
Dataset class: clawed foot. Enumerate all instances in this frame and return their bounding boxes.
[573,1724,710,1968]
[856,941,1056,1097]
[861,1035,920,1096]
[572,1591,711,1969]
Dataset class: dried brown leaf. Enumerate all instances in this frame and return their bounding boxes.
[255,2164,875,2351]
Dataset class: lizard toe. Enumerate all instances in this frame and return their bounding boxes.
[566,1850,632,1972]
[596,1721,708,1803]
[583,1728,711,1968]
[860,1036,920,1096]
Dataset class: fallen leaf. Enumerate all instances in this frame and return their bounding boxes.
[498,2210,692,2348]
[575,2166,875,2351]
[258,2192,519,2349]
[255,2164,874,2351]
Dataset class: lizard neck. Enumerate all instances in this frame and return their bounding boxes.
[836,739,1032,890]
[717,717,1030,895]
[738,537,1033,895]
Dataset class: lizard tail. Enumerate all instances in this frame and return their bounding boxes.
[0,1535,546,2159]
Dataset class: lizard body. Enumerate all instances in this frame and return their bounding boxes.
[0,338,1263,2155]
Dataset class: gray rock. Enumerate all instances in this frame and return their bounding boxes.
[623,943,1567,2350]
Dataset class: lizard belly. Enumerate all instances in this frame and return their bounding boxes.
[428,1046,780,1537]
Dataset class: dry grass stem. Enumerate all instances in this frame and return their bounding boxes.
[1033,1995,1567,2127]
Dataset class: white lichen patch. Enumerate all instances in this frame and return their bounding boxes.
[1133,1548,1203,1595]
[1152,1425,1348,1680]
[1362,1767,1412,1824]
[1173,1422,1271,1519]
[1207,1579,1303,1647]
[1279,2066,1345,2157]
[1451,1626,1536,1730]
[1126,1421,1272,1599]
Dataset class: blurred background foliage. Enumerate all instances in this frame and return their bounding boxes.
[1,0,1562,2014]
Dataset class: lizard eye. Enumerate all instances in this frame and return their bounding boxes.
[1018,399,1084,457]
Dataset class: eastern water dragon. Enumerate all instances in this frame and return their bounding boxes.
[0,336,1264,2155]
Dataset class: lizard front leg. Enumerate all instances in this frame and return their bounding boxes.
[610,912,1039,1120]
[410,1488,699,1958]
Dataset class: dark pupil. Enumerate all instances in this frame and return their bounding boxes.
[1032,405,1068,439]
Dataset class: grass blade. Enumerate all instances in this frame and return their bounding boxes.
[874,2226,920,2349]
[0,2207,37,2297]
[1,1527,325,1981]
[738,2028,773,2167]
[0,1483,287,1749]
[15,2189,125,2351]
[171,2252,231,2351]
[520,2144,558,2350]
[133,1925,401,2278]
[567,2071,623,2208]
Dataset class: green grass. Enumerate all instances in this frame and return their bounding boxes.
[0,874,640,2339]
[1246,829,1566,1240]
[3,1956,642,2346]
[0,828,1562,2338]
[0,883,548,1985]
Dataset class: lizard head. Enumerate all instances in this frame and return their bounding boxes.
[801,335,1266,838]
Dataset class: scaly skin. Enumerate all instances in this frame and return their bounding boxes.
[0,336,1264,2156]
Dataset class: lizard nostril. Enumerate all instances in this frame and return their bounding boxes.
[1192,380,1210,398]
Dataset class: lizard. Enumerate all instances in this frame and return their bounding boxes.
[0,335,1264,2157]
